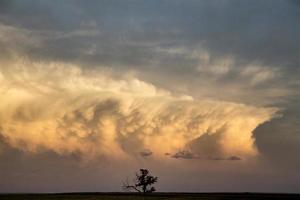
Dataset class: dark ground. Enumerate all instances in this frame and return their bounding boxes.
[0,193,300,200]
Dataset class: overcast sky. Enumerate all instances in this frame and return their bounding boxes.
[0,0,300,193]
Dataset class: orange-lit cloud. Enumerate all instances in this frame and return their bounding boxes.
[0,60,278,161]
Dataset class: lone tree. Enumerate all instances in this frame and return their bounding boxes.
[122,169,158,194]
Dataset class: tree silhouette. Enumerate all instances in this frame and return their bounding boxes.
[122,169,158,194]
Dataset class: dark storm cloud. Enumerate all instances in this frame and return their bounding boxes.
[170,149,242,161]
[254,101,300,171]
[172,150,198,159]
[187,132,223,159]
[139,149,153,157]
[226,156,242,161]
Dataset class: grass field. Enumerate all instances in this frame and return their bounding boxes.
[0,193,300,200]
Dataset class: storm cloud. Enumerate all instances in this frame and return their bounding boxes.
[0,60,277,161]
[0,0,300,193]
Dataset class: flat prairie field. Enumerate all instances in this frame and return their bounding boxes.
[0,193,299,200]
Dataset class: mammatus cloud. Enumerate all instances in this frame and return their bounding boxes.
[0,0,300,193]
[0,59,278,161]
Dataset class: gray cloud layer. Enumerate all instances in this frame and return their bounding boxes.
[1,0,299,104]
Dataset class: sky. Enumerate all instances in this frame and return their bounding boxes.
[0,0,300,193]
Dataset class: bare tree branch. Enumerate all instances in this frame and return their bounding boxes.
[122,169,158,194]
